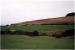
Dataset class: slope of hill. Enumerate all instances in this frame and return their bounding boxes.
[15,16,74,25]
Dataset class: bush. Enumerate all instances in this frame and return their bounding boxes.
[66,12,75,16]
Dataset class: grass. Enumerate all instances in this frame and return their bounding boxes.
[1,25,74,31]
[0,25,73,32]
[1,35,74,49]
[1,25,74,49]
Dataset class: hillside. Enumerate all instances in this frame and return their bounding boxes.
[15,16,74,25]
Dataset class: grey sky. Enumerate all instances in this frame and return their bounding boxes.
[1,0,74,25]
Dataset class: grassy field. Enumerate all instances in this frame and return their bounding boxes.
[1,25,74,32]
[1,25,74,49]
[1,35,74,49]
[11,25,74,31]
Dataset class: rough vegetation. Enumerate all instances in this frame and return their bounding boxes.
[66,12,75,16]
[1,29,74,38]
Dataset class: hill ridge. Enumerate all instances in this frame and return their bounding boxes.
[15,16,74,25]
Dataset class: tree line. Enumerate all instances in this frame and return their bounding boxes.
[1,29,74,38]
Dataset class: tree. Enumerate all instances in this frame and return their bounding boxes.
[66,12,75,16]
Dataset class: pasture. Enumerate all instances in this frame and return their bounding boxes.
[1,25,74,49]
[11,25,74,32]
[1,35,74,49]
[1,25,74,32]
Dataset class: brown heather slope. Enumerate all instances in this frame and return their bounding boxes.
[15,16,74,25]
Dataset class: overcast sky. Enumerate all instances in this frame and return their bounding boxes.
[0,0,74,25]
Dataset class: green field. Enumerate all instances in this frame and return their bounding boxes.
[1,25,74,32]
[1,25,74,49]
[1,35,74,49]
